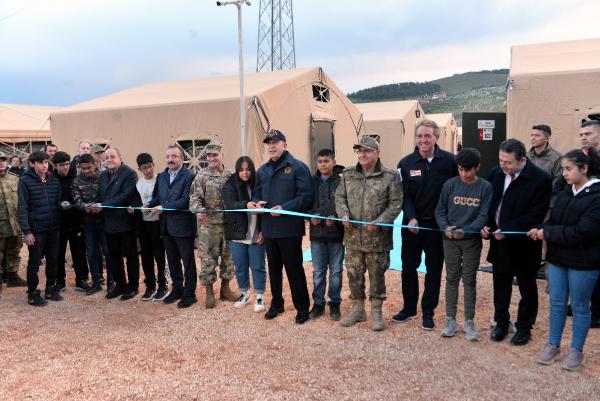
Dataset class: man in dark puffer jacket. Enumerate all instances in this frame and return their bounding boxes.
[17,150,62,306]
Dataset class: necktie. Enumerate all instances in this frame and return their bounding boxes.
[495,174,515,227]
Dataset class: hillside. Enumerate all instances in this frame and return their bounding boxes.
[347,69,508,124]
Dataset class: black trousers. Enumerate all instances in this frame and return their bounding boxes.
[57,226,89,284]
[106,230,140,292]
[27,230,60,293]
[139,220,166,289]
[265,237,310,313]
[591,278,600,318]
[493,264,538,332]
[163,235,197,298]
[400,221,444,317]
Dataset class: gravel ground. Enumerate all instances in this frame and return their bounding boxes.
[1,244,599,401]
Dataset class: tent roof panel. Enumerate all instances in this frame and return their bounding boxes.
[427,113,454,127]
[510,37,600,76]
[55,67,320,114]
[0,104,62,131]
[356,100,419,122]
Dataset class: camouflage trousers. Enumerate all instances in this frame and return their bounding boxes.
[345,248,389,301]
[0,235,22,279]
[197,223,234,286]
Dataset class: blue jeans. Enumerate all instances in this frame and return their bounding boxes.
[547,263,600,351]
[229,241,266,294]
[84,224,113,283]
[310,241,344,306]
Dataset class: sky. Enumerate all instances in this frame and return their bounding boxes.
[1,0,599,106]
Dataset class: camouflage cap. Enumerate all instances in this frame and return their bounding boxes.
[90,144,105,154]
[353,135,380,152]
[205,140,223,154]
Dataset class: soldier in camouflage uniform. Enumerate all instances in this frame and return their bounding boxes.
[335,135,403,331]
[189,140,240,308]
[0,155,26,296]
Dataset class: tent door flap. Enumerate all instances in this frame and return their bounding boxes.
[310,118,335,172]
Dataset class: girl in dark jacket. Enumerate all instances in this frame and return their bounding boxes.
[529,148,600,371]
[223,156,266,312]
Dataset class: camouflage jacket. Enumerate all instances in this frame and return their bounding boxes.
[0,172,22,236]
[189,165,234,225]
[335,160,403,252]
[71,173,102,225]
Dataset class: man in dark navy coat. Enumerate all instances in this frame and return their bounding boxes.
[148,145,197,308]
[249,130,314,324]
[482,139,552,345]
[96,148,140,301]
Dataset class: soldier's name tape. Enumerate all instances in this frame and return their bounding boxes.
[71,203,530,236]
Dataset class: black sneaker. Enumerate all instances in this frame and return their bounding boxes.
[590,315,600,329]
[309,304,325,319]
[120,289,138,301]
[421,316,435,331]
[177,296,198,309]
[510,331,531,345]
[45,289,63,302]
[153,286,169,302]
[264,305,284,320]
[141,287,155,301]
[106,280,116,294]
[54,282,66,293]
[295,311,309,324]
[85,282,103,296]
[28,290,47,307]
[106,286,126,299]
[163,290,183,304]
[391,309,417,323]
[75,280,91,292]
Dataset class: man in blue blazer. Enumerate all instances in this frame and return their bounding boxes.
[148,145,197,308]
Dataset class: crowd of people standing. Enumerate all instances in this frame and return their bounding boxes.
[1,119,599,372]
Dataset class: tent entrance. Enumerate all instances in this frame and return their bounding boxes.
[310,115,335,172]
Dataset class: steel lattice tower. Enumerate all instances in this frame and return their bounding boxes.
[256,0,296,72]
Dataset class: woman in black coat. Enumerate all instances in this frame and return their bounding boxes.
[223,156,266,312]
[529,148,600,371]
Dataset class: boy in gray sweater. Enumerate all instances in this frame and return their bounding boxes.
[435,148,492,341]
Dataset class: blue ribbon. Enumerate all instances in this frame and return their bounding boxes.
[76,204,529,235]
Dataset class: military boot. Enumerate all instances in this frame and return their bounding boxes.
[205,285,216,309]
[6,272,27,287]
[219,279,241,302]
[371,299,385,331]
[340,300,366,327]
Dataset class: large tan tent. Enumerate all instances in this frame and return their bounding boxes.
[50,67,363,172]
[356,100,425,168]
[507,37,600,153]
[0,104,58,157]
[427,113,459,153]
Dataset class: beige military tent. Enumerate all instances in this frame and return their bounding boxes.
[356,100,425,168]
[427,113,458,153]
[0,104,58,157]
[507,37,600,153]
[50,67,363,172]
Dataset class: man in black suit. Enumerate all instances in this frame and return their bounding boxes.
[95,148,140,300]
[482,139,552,345]
[148,145,198,308]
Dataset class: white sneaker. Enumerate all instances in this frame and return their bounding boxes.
[234,292,251,309]
[254,297,265,312]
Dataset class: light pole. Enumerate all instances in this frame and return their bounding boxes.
[216,0,251,156]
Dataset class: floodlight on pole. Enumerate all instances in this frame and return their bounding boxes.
[216,0,251,156]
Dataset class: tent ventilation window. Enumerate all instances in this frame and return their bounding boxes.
[312,84,330,103]
[177,139,210,172]
[415,110,421,118]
